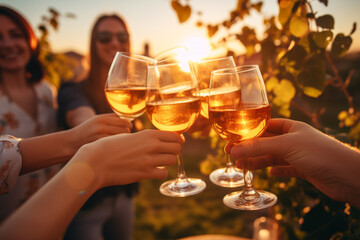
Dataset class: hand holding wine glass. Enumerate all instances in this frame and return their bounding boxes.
[209,65,277,210]
[105,52,155,120]
[146,48,206,197]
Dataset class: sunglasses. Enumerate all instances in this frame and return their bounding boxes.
[96,31,129,44]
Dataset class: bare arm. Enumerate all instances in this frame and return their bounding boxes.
[0,130,182,240]
[66,106,96,128]
[19,114,132,174]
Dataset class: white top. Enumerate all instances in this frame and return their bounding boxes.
[0,81,61,222]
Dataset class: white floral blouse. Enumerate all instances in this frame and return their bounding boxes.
[0,135,22,194]
[0,81,61,222]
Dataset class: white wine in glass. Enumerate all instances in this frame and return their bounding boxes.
[193,56,244,188]
[146,58,206,197]
[105,52,155,120]
[209,65,277,210]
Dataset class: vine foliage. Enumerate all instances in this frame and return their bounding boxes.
[172,0,360,239]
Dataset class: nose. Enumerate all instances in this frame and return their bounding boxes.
[0,35,16,48]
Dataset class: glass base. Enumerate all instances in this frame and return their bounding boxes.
[209,167,245,188]
[223,190,277,210]
[160,178,206,197]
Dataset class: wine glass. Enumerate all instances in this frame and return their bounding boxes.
[146,58,206,197]
[154,46,190,65]
[209,65,277,210]
[105,52,155,120]
[193,56,244,188]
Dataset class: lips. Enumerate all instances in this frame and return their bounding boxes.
[0,49,24,61]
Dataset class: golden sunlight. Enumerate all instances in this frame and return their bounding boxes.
[182,36,211,62]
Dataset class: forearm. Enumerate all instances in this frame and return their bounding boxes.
[19,130,77,174]
[0,154,100,240]
[66,106,95,128]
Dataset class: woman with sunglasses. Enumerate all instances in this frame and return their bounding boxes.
[58,14,138,240]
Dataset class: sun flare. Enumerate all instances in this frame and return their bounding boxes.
[182,36,211,62]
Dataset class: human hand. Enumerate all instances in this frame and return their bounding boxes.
[226,118,360,208]
[69,129,183,190]
[68,113,132,152]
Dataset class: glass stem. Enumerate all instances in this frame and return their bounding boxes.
[176,154,188,181]
[224,153,235,173]
[240,158,259,202]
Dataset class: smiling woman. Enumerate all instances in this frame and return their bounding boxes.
[0,5,60,224]
[57,13,139,240]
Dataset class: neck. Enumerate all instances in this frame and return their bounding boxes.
[1,69,29,89]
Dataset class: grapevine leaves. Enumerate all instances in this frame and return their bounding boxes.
[266,77,295,117]
[280,45,326,98]
[290,16,309,37]
[331,33,353,57]
[316,14,334,29]
[171,0,191,23]
[207,24,219,38]
[297,55,326,98]
[312,31,333,49]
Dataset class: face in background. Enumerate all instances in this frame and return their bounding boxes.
[95,17,130,67]
[0,15,31,72]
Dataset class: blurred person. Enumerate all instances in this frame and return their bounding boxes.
[226,118,360,209]
[0,129,183,240]
[57,13,138,240]
[0,5,63,222]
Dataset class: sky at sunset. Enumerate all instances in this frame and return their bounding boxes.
[1,0,359,58]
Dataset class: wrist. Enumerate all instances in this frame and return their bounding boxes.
[67,144,103,192]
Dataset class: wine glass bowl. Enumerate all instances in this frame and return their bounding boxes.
[192,56,236,119]
[192,56,244,188]
[105,52,155,120]
[209,65,277,210]
[146,54,206,197]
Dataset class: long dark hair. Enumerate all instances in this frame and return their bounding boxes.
[0,5,43,84]
[84,14,130,113]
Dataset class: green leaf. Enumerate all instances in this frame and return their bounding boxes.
[316,15,334,29]
[49,18,58,30]
[274,79,296,102]
[331,33,352,57]
[290,16,309,37]
[349,122,360,141]
[312,31,333,48]
[266,76,279,92]
[345,115,357,127]
[171,0,191,23]
[338,111,348,120]
[49,8,59,17]
[207,24,219,38]
[280,45,307,72]
[297,68,325,98]
[278,0,294,26]
[296,54,326,97]
[318,0,328,6]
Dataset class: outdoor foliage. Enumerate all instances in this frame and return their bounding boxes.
[169,0,360,239]
[37,1,360,239]
[37,8,77,88]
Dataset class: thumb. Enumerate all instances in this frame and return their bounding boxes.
[230,135,287,160]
